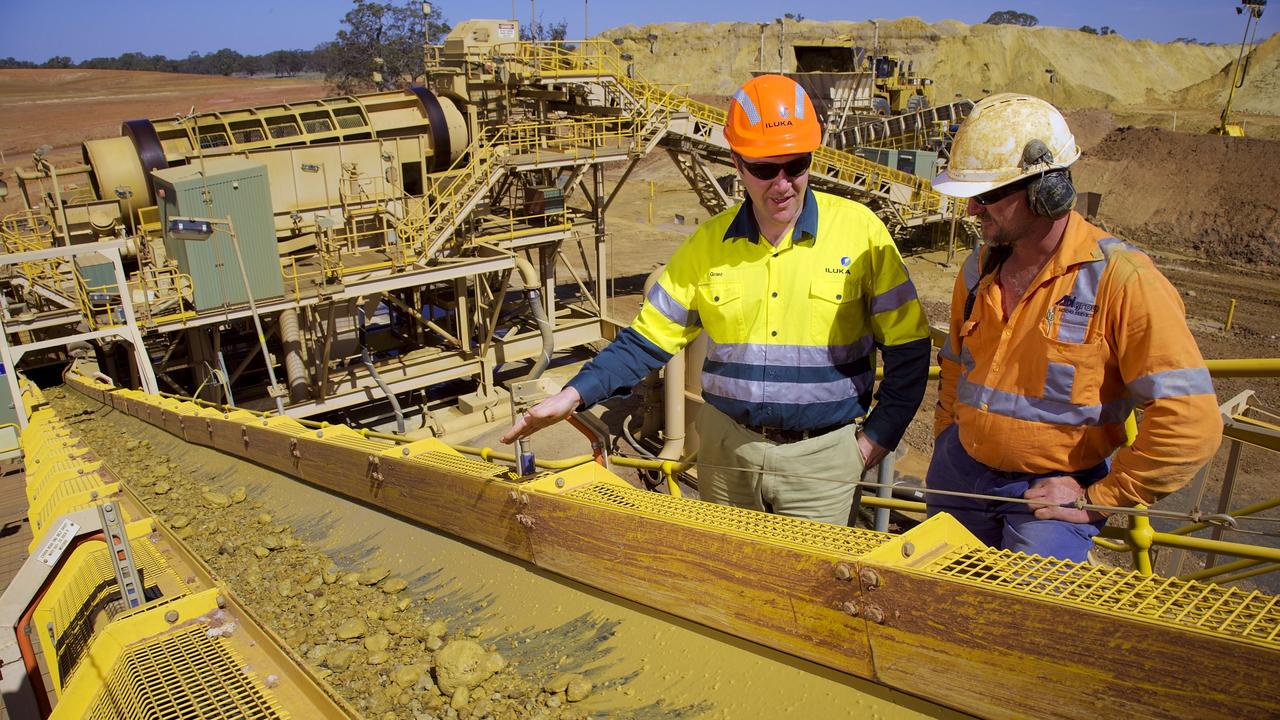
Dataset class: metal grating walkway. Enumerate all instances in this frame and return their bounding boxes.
[930,547,1280,648]
[86,625,287,720]
[566,481,888,557]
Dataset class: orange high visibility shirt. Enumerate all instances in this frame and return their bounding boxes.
[934,212,1222,509]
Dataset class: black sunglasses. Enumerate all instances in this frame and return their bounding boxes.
[973,178,1031,206]
[739,155,812,181]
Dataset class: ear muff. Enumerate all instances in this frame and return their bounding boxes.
[1020,139,1077,219]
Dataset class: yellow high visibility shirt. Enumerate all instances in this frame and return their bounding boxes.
[568,189,930,447]
[935,212,1223,509]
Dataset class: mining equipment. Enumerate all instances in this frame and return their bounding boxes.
[2,16,1279,720]
[1215,0,1267,137]
[1,19,964,427]
[782,36,973,159]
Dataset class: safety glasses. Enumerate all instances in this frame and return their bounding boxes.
[973,178,1031,206]
[739,155,812,181]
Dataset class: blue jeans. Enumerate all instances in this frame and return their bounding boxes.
[925,424,1107,562]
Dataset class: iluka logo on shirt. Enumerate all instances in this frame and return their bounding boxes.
[825,256,853,275]
[1055,294,1098,318]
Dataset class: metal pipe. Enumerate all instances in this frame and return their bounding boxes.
[1178,557,1265,583]
[216,351,236,407]
[361,347,404,434]
[225,219,286,414]
[278,308,309,403]
[641,265,686,462]
[873,451,895,533]
[511,255,553,380]
[1204,358,1280,377]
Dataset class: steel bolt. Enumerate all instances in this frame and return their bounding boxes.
[164,610,179,624]
[834,563,853,581]
[859,568,880,590]
[901,541,915,558]
[841,600,860,617]
[863,604,885,624]
[402,447,410,456]
[555,477,565,488]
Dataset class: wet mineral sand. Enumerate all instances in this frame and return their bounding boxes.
[63,391,970,720]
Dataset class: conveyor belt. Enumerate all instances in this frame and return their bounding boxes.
[50,373,1280,720]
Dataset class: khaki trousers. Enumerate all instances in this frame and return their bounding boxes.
[695,403,864,525]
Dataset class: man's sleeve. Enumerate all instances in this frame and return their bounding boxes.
[862,224,931,450]
[565,236,704,409]
[934,268,969,438]
[1086,256,1223,509]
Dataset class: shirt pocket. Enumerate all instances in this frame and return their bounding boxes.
[695,281,745,340]
[1040,332,1107,406]
[808,278,864,346]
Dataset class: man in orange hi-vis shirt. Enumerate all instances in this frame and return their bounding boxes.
[927,94,1222,562]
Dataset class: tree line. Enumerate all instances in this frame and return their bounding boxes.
[0,48,320,77]
[0,1,573,93]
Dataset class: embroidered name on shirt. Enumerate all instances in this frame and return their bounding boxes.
[1055,295,1097,318]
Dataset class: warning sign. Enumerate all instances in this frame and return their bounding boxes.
[498,22,516,40]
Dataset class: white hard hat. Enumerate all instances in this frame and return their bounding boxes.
[932,93,1080,198]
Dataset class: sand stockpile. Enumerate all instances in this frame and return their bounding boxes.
[1065,108,1118,151]
[601,19,1241,112]
[1174,33,1280,117]
[1073,126,1280,267]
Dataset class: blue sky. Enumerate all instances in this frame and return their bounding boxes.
[0,0,1271,62]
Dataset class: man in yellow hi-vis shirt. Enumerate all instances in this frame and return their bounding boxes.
[502,75,931,524]
[928,94,1222,560]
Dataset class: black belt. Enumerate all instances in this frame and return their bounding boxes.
[741,422,849,444]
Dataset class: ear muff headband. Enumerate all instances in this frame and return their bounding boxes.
[1021,139,1077,220]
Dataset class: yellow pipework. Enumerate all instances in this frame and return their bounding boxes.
[1179,558,1266,583]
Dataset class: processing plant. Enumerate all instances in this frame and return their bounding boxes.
[1,16,1278,720]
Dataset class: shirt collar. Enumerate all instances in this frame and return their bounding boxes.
[723,188,819,244]
[1046,211,1112,278]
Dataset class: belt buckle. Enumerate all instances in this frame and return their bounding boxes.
[764,426,797,443]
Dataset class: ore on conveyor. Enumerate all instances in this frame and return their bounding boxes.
[50,387,680,720]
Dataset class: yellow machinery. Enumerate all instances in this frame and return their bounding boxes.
[1,19,967,434]
[1214,0,1266,137]
[3,367,1268,719]
[0,384,355,719]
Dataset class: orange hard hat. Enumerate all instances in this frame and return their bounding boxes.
[723,74,821,158]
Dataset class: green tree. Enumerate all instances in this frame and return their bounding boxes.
[520,16,569,42]
[1079,25,1099,34]
[42,56,73,68]
[984,10,1039,27]
[206,48,244,76]
[323,0,450,93]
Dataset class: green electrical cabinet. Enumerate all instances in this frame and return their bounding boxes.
[152,159,284,311]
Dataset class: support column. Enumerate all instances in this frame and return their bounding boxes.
[593,164,608,320]
[107,248,157,394]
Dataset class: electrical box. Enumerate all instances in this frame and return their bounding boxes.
[74,252,118,297]
[895,149,940,180]
[151,160,283,311]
